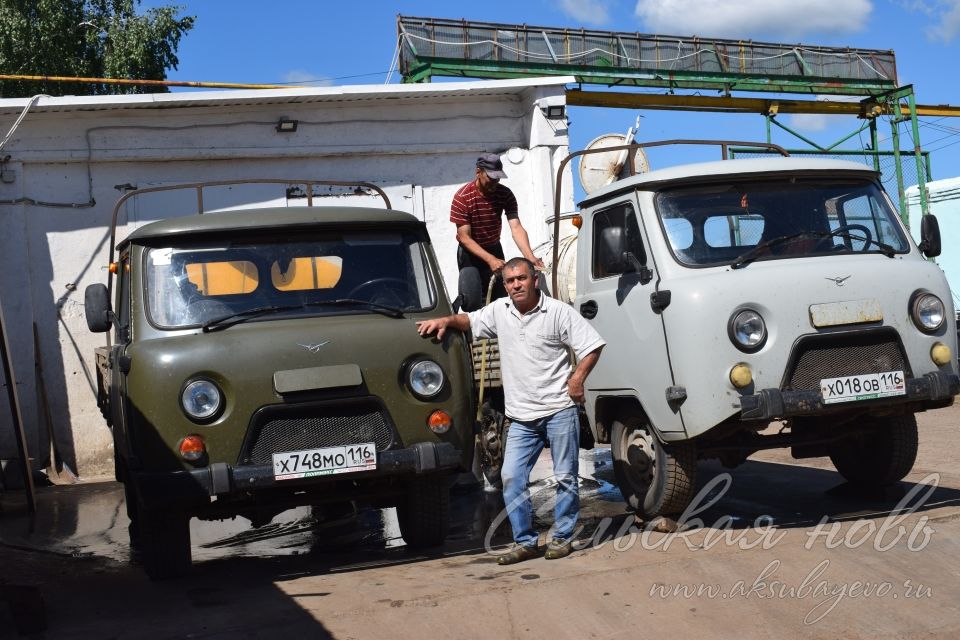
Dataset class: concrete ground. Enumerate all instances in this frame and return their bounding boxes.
[1,404,959,639]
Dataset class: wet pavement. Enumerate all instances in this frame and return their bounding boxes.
[0,447,629,573]
[2,406,960,639]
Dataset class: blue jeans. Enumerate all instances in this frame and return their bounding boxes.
[501,405,580,548]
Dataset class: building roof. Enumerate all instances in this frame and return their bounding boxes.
[0,76,575,116]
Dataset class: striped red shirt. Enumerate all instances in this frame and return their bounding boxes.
[450,181,518,248]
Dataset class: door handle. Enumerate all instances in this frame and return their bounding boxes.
[579,300,598,319]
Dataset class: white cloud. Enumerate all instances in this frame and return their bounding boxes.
[634,0,872,39]
[558,0,612,27]
[282,70,333,86]
[787,114,830,132]
[925,1,960,42]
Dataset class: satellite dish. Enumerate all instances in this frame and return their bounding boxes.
[578,133,650,195]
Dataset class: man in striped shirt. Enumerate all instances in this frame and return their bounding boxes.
[451,153,545,301]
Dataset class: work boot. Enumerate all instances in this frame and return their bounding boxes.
[544,538,573,560]
[496,544,541,565]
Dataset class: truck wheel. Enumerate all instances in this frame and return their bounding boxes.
[397,475,450,548]
[136,502,192,580]
[829,415,918,487]
[611,416,696,520]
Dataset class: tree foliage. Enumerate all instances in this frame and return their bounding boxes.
[0,0,195,97]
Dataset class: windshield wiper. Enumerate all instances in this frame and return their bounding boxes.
[730,231,897,269]
[730,232,817,269]
[202,304,298,332]
[201,298,405,332]
[826,231,897,258]
[303,298,405,319]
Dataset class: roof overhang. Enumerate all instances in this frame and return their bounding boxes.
[0,76,575,116]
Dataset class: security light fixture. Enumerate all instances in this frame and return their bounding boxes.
[542,105,566,120]
[276,118,298,133]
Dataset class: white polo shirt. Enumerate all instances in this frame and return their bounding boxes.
[468,293,605,422]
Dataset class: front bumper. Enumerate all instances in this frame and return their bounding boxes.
[739,371,960,421]
[135,441,462,509]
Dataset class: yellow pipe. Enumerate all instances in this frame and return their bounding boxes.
[566,90,960,117]
[0,73,293,90]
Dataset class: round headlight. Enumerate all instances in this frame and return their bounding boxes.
[730,309,767,351]
[911,293,945,332]
[180,379,222,421]
[408,360,444,399]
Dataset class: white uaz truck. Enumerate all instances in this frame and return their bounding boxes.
[549,141,959,519]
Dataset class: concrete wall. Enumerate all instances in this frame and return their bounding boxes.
[0,81,572,478]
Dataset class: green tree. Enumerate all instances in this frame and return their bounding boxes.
[0,0,194,97]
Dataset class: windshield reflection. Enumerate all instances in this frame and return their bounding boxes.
[146,232,437,329]
[656,179,909,267]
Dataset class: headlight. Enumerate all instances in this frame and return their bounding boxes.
[911,292,945,332]
[729,309,767,351]
[180,379,222,421]
[408,360,444,399]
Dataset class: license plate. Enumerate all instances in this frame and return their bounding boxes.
[820,371,906,404]
[272,443,376,480]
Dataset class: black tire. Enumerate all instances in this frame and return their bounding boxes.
[829,414,918,487]
[136,501,192,580]
[611,415,696,519]
[458,267,483,312]
[397,475,450,548]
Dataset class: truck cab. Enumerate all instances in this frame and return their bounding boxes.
[573,155,959,518]
[86,181,474,579]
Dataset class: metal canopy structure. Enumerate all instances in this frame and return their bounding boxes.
[397,15,898,95]
[396,15,943,220]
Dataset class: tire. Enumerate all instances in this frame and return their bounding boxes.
[136,500,192,580]
[829,414,918,487]
[611,415,696,520]
[396,475,450,548]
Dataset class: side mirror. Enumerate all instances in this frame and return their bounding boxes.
[84,284,113,333]
[599,227,633,273]
[919,214,941,258]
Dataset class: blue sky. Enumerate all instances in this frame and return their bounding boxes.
[142,0,960,192]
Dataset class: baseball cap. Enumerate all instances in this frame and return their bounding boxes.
[476,153,508,180]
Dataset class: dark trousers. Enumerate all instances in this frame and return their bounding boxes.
[458,242,507,301]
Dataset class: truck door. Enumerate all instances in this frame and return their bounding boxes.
[575,196,685,434]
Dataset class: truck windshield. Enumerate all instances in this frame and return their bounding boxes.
[655,178,910,267]
[145,232,438,329]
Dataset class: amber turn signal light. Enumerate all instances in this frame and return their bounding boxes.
[427,410,452,434]
[178,434,206,462]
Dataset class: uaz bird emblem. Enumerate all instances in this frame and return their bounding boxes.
[298,341,330,353]
[825,275,852,287]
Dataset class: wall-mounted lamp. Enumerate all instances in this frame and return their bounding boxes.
[276,118,298,133]
[541,105,566,120]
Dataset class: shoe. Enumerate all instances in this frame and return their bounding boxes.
[544,538,573,560]
[496,544,542,565]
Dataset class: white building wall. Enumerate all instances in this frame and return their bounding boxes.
[0,79,573,478]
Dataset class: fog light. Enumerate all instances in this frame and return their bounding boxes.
[427,410,452,434]
[729,363,753,388]
[931,342,952,366]
[179,434,206,462]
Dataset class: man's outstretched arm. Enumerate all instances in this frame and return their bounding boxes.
[416,313,471,340]
[508,218,545,269]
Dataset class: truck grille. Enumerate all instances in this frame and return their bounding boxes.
[782,329,910,391]
[243,400,396,464]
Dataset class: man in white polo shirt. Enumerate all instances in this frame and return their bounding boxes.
[416,257,604,564]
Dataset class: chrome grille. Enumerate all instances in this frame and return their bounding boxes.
[246,403,394,464]
[783,331,909,391]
